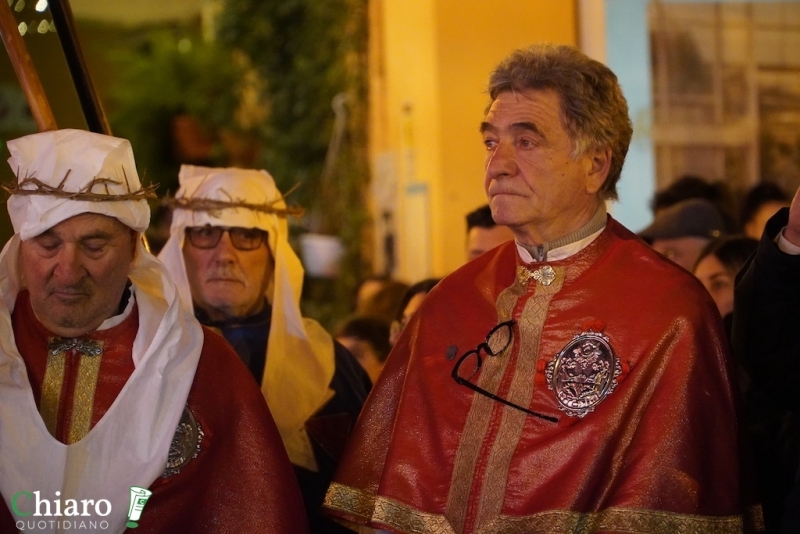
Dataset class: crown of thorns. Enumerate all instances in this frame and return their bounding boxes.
[163,186,304,219]
[1,169,158,201]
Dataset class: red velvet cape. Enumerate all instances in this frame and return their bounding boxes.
[325,218,747,533]
[0,291,308,533]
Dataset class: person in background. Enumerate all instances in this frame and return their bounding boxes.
[465,204,515,261]
[0,130,306,532]
[354,275,410,326]
[158,165,369,533]
[740,182,790,241]
[650,174,738,232]
[639,197,727,271]
[388,278,440,346]
[335,316,392,385]
[733,184,800,533]
[324,44,751,533]
[692,235,758,335]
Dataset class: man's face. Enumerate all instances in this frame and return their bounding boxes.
[481,89,607,245]
[651,236,709,272]
[182,227,273,321]
[466,225,515,262]
[19,213,137,337]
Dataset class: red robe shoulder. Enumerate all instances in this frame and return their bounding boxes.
[325,218,751,534]
[1,293,308,533]
[132,327,309,533]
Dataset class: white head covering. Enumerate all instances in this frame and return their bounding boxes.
[158,164,334,472]
[0,129,202,533]
[6,128,151,239]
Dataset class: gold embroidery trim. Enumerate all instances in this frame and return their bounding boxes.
[483,507,743,534]
[325,485,743,534]
[324,482,376,523]
[67,343,104,444]
[374,497,456,534]
[326,483,457,533]
[40,350,66,438]
[476,268,564,531]
[445,277,525,532]
[744,504,765,533]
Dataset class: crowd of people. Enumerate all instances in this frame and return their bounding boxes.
[0,43,798,534]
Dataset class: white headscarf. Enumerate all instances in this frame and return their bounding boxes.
[158,165,335,472]
[6,128,150,238]
[0,129,202,534]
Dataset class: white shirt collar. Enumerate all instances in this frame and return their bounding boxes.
[516,227,605,263]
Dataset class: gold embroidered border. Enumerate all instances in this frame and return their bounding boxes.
[743,504,765,533]
[476,268,564,531]
[445,276,527,532]
[40,350,66,437]
[482,507,743,534]
[324,483,456,533]
[67,344,103,444]
[374,496,456,534]
[325,487,743,534]
[324,482,377,523]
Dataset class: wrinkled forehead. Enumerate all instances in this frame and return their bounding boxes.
[28,212,135,240]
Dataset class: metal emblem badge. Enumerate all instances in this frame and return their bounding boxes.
[48,337,103,357]
[518,265,556,286]
[533,266,556,286]
[545,330,621,418]
[162,406,204,478]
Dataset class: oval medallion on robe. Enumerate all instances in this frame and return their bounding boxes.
[162,406,204,478]
[545,331,621,418]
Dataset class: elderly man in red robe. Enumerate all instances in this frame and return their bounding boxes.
[0,129,307,533]
[323,45,755,533]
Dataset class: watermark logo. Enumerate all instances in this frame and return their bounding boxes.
[126,487,152,529]
[12,490,111,531]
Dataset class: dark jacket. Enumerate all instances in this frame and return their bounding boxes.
[733,207,800,534]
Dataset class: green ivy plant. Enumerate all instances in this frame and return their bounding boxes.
[217,0,370,328]
[107,28,249,194]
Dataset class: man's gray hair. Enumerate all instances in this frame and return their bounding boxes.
[488,44,633,200]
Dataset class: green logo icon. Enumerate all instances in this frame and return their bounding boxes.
[126,487,152,528]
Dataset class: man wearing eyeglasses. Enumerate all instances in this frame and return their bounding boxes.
[324,45,752,533]
[158,165,370,534]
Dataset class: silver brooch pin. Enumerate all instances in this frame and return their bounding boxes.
[518,265,556,286]
[48,337,103,357]
[545,330,621,418]
[533,265,556,286]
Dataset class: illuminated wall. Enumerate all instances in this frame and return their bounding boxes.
[369,0,577,281]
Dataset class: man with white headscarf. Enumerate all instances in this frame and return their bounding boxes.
[158,164,371,534]
[0,129,307,533]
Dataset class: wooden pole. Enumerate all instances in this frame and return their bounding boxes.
[0,1,57,131]
[49,0,110,134]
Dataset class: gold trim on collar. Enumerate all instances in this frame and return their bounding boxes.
[40,350,66,437]
[41,338,104,443]
[67,345,103,444]
[446,267,565,532]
